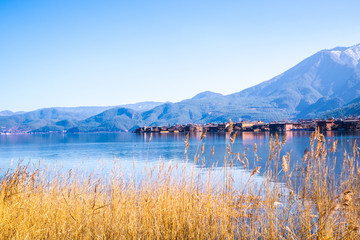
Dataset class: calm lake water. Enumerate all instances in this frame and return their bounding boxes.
[1,131,359,183]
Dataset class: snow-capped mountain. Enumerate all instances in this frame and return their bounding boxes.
[228,43,360,118]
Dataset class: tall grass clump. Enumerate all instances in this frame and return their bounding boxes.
[1,128,360,239]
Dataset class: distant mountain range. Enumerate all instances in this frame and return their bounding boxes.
[0,102,163,132]
[1,44,360,133]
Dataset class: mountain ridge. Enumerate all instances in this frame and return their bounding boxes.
[1,43,360,133]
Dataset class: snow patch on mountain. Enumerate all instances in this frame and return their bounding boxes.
[328,44,360,70]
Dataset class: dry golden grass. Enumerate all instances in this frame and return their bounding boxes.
[1,128,360,239]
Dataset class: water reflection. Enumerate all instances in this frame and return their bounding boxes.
[0,132,360,184]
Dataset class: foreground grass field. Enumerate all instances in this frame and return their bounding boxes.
[1,130,360,239]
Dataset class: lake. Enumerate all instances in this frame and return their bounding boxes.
[1,131,359,184]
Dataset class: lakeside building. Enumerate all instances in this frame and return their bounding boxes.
[316,119,335,131]
[268,122,295,132]
[332,119,360,131]
[134,118,360,133]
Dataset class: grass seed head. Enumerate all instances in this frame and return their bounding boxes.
[201,143,205,154]
[231,131,237,144]
[200,129,207,141]
[227,119,233,134]
[282,155,289,173]
[330,140,338,153]
[148,133,152,143]
[184,133,190,154]
[250,166,261,177]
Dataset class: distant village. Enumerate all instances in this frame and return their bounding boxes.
[2,118,360,135]
[134,118,360,133]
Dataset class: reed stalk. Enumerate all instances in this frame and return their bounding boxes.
[0,129,359,239]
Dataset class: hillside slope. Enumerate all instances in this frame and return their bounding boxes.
[323,97,360,118]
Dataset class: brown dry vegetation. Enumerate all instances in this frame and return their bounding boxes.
[1,129,360,239]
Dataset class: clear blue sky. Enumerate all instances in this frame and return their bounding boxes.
[1,0,360,111]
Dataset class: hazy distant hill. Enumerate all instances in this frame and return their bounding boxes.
[298,97,345,119]
[67,107,142,132]
[0,110,15,117]
[323,97,360,118]
[0,101,164,132]
[0,108,90,131]
[191,91,224,100]
[52,106,114,118]
[52,101,163,116]
[119,101,163,111]
[0,110,26,116]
